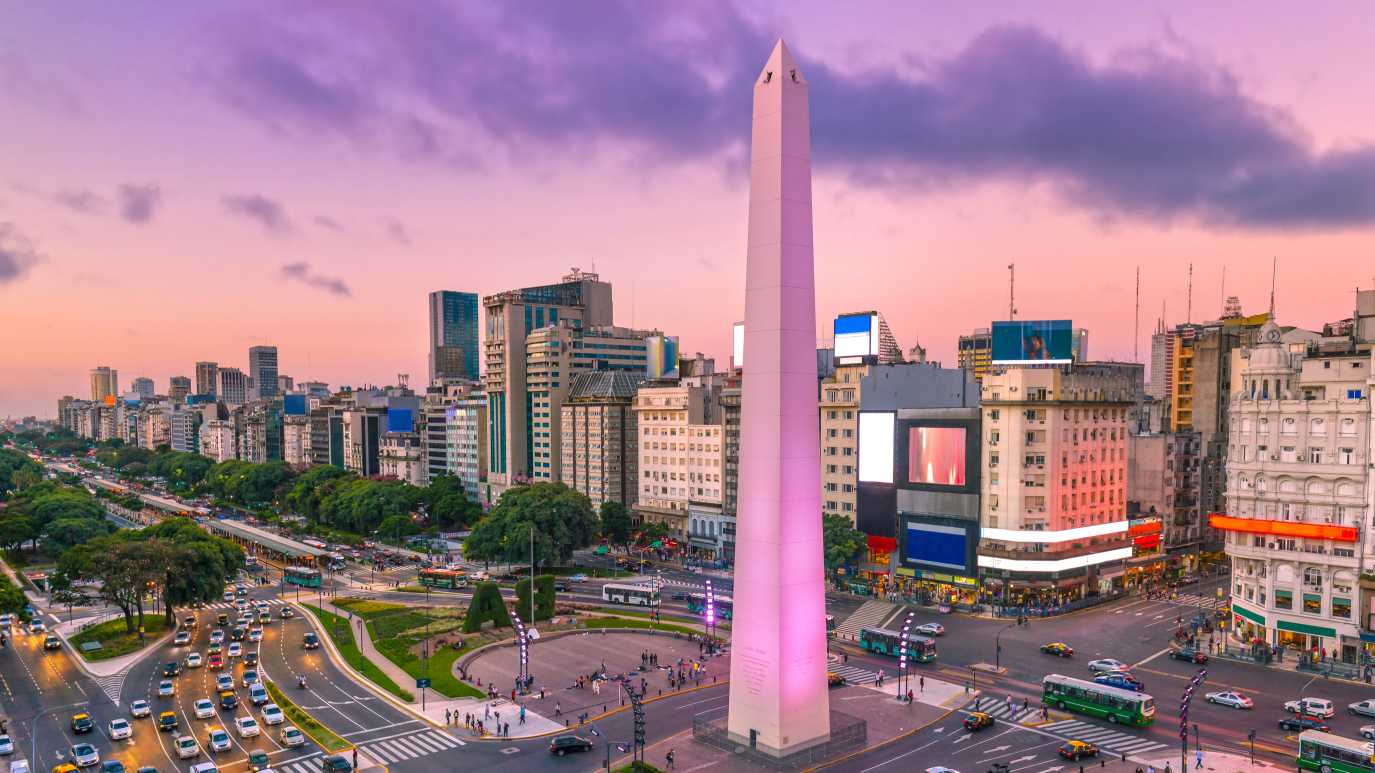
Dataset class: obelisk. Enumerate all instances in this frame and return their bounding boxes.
[727,39,831,757]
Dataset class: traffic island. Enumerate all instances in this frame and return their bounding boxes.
[65,616,169,662]
[264,679,352,753]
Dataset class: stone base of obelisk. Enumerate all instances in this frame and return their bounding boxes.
[692,708,866,769]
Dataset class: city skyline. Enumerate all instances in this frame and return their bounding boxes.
[6,2,1375,418]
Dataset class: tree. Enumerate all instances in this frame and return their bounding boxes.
[0,515,36,552]
[24,489,104,531]
[636,521,670,546]
[463,581,512,632]
[599,501,632,552]
[41,517,113,556]
[143,519,244,625]
[377,514,419,545]
[424,475,482,530]
[0,448,42,497]
[462,483,597,568]
[822,514,866,575]
[58,535,166,632]
[284,465,355,520]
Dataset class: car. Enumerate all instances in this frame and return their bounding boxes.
[188,763,219,773]
[548,736,594,756]
[68,745,99,768]
[1087,659,1128,673]
[216,614,229,626]
[249,685,269,706]
[302,632,319,650]
[163,662,181,677]
[174,632,191,646]
[158,712,178,732]
[28,620,46,634]
[230,628,246,643]
[207,642,223,656]
[1350,699,1375,717]
[1169,647,1208,664]
[1279,716,1330,732]
[208,654,224,670]
[827,672,846,688]
[194,699,215,719]
[207,729,231,753]
[209,630,225,644]
[186,653,203,669]
[234,717,260,738]
[10,758,30,773]
[132,768,154,773]
[182,615,197,629]
[258,613,272,625]
[319,756,352,773]
[248,628,263,643]
[98,762,123,773]
[242,670,259,688]
[1361,725,1375,741]
[1094,673,1145,692]
[158,679,175,697]
[43,635,61,650]
[243,652,258,667]
[261,704,284,725]
[963,711,994,731]
[1040,642,1073,657]
[1284,698,1335,718]
[175,735,200,759]
[216,674,234,692]
[219,690,238,711]
[0,737,11,755]
[49,764,75,773]
[108,719,132,740]
[279,608,293,619]
[227,643,242,658]
[1206,691,1254,709]
[247,750,270,773]
[222,592,234,602]
[1058,740,1098,761]
[0,614,9,628]
[916,623,945,636]
[280,727,305,748]
[129,700,151,719]
[71,713,94,734]
[569,573,588,583]
[669,591,689,601]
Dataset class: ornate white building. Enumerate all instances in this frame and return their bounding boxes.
[1219,319,1374,663]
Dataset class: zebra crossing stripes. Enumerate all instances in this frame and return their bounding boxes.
[828,664,880,686]
[967,698,1038,724]
[275,760,323,773]
[359,729,466,763]
[1164,592,1224,609]
[835,600,895,640]
[205,598,288,611]
[1040,719,1170,757]
[94,673,125,704]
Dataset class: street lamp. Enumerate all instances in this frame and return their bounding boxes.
[896,611,914,701]
[995,620,1019,671]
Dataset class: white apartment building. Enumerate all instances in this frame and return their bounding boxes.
[137,405,170,450]
[283,415,311,465]
[379,431,426,486]
[200,419,236,462]
[634,383,723,539]
[820,363,866,521]
[1220,319,1374,662]
[446,391,488,500]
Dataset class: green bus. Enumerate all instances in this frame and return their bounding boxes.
[283,566,322,588]
[1042,674,1155,726]
[1298,731,1375,773]
[686,593,733,620]
[858,626,937,662]
[418,568,467,590]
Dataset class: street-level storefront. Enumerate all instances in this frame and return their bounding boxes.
[893,567,979,609]
[1231,597,1359,663]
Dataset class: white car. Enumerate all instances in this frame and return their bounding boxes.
[174,631,192,646]
[108,719,132,740]
[1285,697,1335,718]
[1088,658,1129,673]
[925,768,961,773]
[28,620,45,634]
[175,735,201,759]
[208,728,232,752]
[249,685,269,705]
[1205,691,1253,709]
[222,592,234,602]
[1350,699,1375,717]
[209,630,225,644]
[130,699,152,718]
[227,643,243,658]
[216,674,234,692]
[234,716,260,738]
[69,744,99,768]
[158,679,176,697]
[186,652,203,668]
[10,758,29,773]
[248,628,263,642]
[261,704,284,725]
[1361,725,1375,741]
[194,699,216,719]
[280,726,306,748]
[915,623,945,636]
[0,737,11,755]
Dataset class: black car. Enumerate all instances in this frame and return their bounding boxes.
[303,632,320,650]
[320,756,352,773]
[549,735,594,756]
[553,582,569,592]
[670,591,690,601]
[244,651,259,667]
[220,691,239,710]
[1278,716,1330,732]
[1169,647,1208,664]
[162,661,180,677]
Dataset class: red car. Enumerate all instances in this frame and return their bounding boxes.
[208,654,224,670]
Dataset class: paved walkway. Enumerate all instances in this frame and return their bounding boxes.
[1140,750,1282,772]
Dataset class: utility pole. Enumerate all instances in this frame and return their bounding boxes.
[1008,263,1016,319]
[1186,262,1193,323]
[1134,266,1141,361]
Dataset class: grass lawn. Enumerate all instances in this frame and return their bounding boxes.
[302,604,414,702]
[333,598,482,699]
[69,616,169,661]
[264,680,350,753]
[582,617,699,636]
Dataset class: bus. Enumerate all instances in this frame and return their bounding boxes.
[602,583,660,607]
[826,615,837,634]
[244,554,259,570]
[301,538,328,550]
[1297,731,1375,773]
[1042,674,1155,726]
[326,553,346,571]
[858,627,937,662]
[418,568,468,590]
[283,566,322,588]
[686,593,733,619]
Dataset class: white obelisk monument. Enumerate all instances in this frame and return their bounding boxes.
[726,39,831,757]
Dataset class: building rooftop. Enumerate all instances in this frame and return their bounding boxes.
[566,371,644,402]
[204,519,326,560]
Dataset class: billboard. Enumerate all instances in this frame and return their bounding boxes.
[283,394,308,416]
[857,412,895,483]
[645,335,680,380]
[386,407,414,434]
[991,320,1073,364]
[907,427,966,487]
[900,513,979,576]
[732,322,745,369]
[833,312,879,360]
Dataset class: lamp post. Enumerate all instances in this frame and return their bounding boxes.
[995,621,1019,671]
[896,611,914,701]
[704,579,717,653]
[511,610,530,694]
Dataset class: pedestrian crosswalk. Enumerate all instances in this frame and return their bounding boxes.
[968,696,1040,724]
[94,673,125,704]
[1039,719,1170,758]
[272,755,323,773]
[828,663,880,686]
[204,598,289,611]
[356,729,466,763]
[835,600,894,641]
[1162,592,1225,609]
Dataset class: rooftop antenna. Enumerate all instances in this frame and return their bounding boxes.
[1008,262,1016,319]
[1220,264,1226,317]
[1186,262,1193,323]
[1134,266,1140,361]
[1269,256,1277,317]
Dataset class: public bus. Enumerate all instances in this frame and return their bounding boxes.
[602,583,660,607]
[1297,731,1375,773]
[417,568,468,590]
[686,593,733,619]
[244,554,259,570]
[283,566,322,588]
[1042,674,1155,726]
[301,538,328,550]
[857,626,937,662]
[325,552,346,571]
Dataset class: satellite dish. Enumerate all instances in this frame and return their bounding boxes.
[528,628,540,641]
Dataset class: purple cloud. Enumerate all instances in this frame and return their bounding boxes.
[53,189,107,215]
[0,223,41,285]
[385,218,410,245]
[223,193,294,235]
[280,261,350,296]
[118,183,162,223]
[211,4,1375,229]
[313,215,344,232]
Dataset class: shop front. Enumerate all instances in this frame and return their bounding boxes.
[894,567,980,610]
[1230,598,1266,644]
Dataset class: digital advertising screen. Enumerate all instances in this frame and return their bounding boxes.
[833,312,878,360]
[991,320,1073,364]
[283,394,308,416]
[900,514,978,575]
[858,412,895,484]
[907,427,966,487]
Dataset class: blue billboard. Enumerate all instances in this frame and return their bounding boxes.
[283,394,308,416]
[900,514,979,576]
[991,320,1073,364]
[386,407,414,433]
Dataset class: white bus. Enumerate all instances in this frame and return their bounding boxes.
[301,538,328,550]
[602,583,660,607]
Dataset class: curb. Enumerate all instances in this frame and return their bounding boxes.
[55,621,174,690]
[803,696,968,772]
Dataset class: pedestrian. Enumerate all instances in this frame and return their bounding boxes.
[445,708,452,726]
[555,701,561,717]
[919,675,924,693]
[1022,697,1028,712]
[519,706,526,725]
[484,703,491,720]
[666,748,676,770]
[843,653,848,664]
[504,722,509,737]
[906,689,914,704]
[1195,749,1203,769]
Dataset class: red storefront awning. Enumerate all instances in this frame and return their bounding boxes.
[1208,513,1357,543]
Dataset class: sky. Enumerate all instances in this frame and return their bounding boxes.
[3,2,1375,418]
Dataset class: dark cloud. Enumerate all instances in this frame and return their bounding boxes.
[222,193,294,235]
[385,218,410,245]
[118,183,162,223]
[212,3,1375,230]
[313,215,344,232]
[53,189,108,215]
[280,261,351,296]
[0,223,41,285]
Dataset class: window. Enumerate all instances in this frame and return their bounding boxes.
[1340,448,1356,464]
[1282,418,1297,435]
[1348,389,1365,399]
[990,454,999,468]
[1308,447,1323,464]
[1303,594,1322,614]
[1281,446,1296,462]
[1340,418,1357,436]
[1311,418,1326,435]
[1274,589,1292,609]
[1303,567,1323,587]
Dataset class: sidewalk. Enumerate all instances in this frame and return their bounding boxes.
[1211,632,1373,687]
[1140,750,1282,772]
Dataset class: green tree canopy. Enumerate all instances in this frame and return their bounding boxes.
[0,515,37,552]
[41,517,114,555]
[0,448,43,497]
[423,474,482,529]
[822,514,866,573]
[598,501,633,550]
[58,534,167,632]
[24,488,105,530]
[462,483,597,568]
[143,519,244,624]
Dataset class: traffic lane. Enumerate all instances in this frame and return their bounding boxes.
[5,627,98,772]
[830,712,1071,773]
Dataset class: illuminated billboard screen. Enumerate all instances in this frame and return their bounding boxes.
[858,412,895,483]
[900,514,979,575]
[833,313,878,359]
[732,322,745,369]
[991,320,1073,364]
[907,427,966,487]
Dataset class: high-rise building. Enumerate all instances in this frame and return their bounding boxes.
[90,366,119,402]
[429,291,480,384]
[200,418,236,462]
[169,376,191,404]
[957,328,992,380]
[379,406,426,486]
[218,368,249,405]
[719,381,741,562]
[445,390,488,500]
[249,346,279,400]
[137,404,170,449]
[283,415,311,465]
[634,382,722,540]
[195,361,219,398]
[278,375,294,394]
[132,378,155,399]
[168,408,201,453]
[819,363,866,521]
[560,371,643,510]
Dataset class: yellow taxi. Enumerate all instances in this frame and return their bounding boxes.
[1039,642,1074,657]
[1058,740,1098,761]
[827,672,846,688]
[51,764,79,773]
[963,711,995,731]
[70,713,94,734]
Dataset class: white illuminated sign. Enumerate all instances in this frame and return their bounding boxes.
[857,412,895,484]
[976,546,1133,573]
[980,521,1128,543]
[732,322,745,368]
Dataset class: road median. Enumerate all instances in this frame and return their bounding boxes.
[264,679,351,753]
